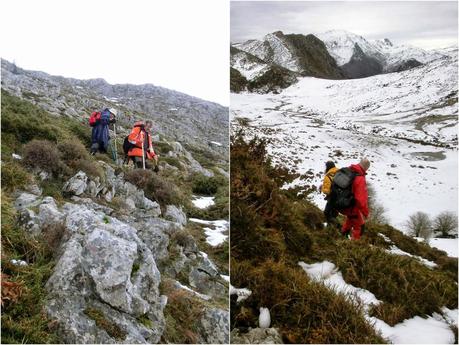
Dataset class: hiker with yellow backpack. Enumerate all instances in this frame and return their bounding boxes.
[124,120,159,171]
[321,161,339,228]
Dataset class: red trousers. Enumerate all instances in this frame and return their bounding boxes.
[342,212,364,240]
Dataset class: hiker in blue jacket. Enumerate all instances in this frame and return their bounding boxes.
[90,108,117,155]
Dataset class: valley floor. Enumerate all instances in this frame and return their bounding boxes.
[231,87,458,234]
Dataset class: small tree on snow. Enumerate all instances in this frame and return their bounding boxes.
[367,183,388,224]
[406,211,432,240]
[433,211,458,238]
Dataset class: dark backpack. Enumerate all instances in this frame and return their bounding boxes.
[329,168,358,210]
[123,136,137,157]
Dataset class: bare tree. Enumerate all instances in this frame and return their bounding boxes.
[433,211,458,238]
[406,212,432,240]
[367,183,388,224]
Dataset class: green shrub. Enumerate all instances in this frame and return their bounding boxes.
[69,159,104,180]
[162,157,184,171]
[58,139,90,163]
[124,169,184,207]
[23,140,63,175]
[40,180,64,202]
[334,242,458,325]
[1,161,32,191]
[1,89,91,146]
[231,259,385,344]
[160,279,204,344]
[2,90,61,143]
[153,141,173,155]
[192,175,219,195]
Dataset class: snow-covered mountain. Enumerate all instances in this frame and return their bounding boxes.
[231,47,458,231]
[316,29,447,74]
[232,31,343,79]
[231,29,452,89]
[316,30,386,66]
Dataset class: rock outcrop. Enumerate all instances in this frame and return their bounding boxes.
[13,164,229,343]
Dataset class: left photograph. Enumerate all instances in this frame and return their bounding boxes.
[1,1,229,344]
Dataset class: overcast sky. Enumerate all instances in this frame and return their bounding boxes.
[231,1,458,49]
[1,0,229,106]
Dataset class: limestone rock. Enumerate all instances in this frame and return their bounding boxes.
[63,171,88,196]
[230,327,283,344]
[14,192,40,210]
[198,308,229,344]
[164,205,187,226]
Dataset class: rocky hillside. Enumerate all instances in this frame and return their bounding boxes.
[1,59,228,158]
[1,88,229,343]
[230,134,457,344]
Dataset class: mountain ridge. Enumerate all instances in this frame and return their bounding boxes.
[231,30,454,92]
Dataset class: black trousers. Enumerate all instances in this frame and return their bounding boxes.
[324,200,339,225]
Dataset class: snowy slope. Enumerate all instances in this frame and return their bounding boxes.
[233,32,301,72]
[231,53,458,232]
[230,49,270,81]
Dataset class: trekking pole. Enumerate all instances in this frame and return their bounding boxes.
[113,123,118,164]
[142,132,146,170]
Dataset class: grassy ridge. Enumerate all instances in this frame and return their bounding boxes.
[230,133,457,343]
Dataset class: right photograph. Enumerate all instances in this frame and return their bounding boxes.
[230,1,458,344]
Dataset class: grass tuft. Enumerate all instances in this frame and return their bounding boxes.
[83,307,127,340]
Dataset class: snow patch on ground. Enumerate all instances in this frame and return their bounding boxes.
[298,261,380,310]
[441,307,459,326]
[367,314,455,344]
[386,245,437,268]
[429,238,458,257]
[189,218,228,246]
[299,260,456,344]
[175,281,211,301]
[378,233,392,243]
[191,195,215,209]
[229,285,252,303]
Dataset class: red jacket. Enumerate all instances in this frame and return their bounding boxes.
[342,164,369,218]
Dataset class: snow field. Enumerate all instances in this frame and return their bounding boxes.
[230,52,458,232]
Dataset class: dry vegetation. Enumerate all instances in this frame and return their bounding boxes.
[230,133,458,343]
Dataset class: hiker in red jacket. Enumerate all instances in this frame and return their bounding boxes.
[341,158,370,240]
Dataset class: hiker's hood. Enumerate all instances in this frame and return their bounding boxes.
[350,163,367,176]
[133,121,145,127]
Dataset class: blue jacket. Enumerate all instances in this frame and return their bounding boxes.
[91,108,112,150]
